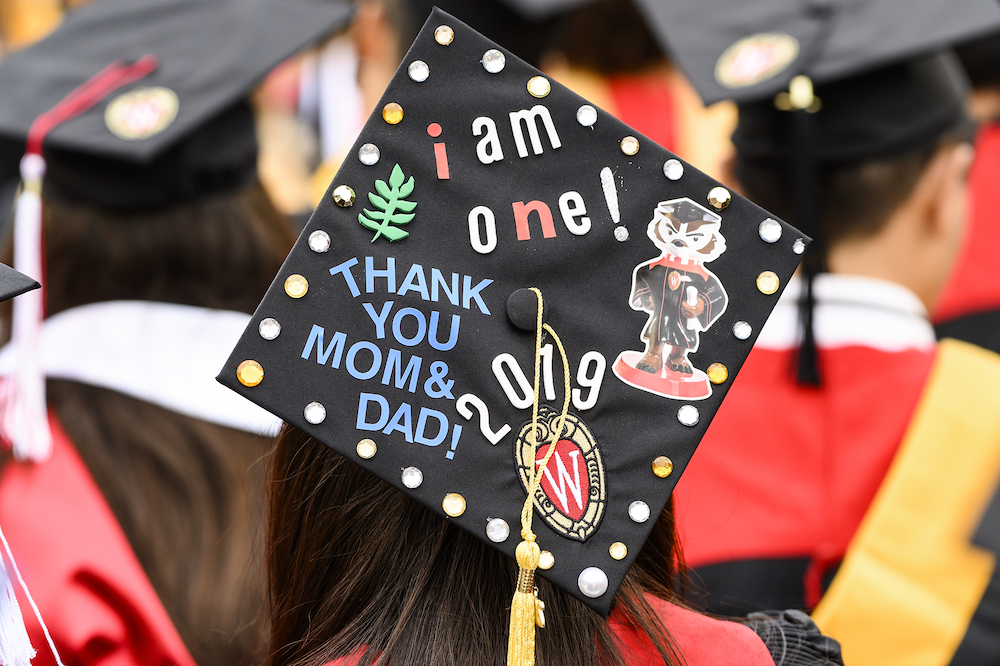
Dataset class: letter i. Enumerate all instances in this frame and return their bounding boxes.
[427,123,450,180]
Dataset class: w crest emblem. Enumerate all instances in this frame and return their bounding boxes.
[514,407,606,542]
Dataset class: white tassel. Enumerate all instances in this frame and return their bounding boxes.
[0,544,34,666]
[0,523,62,666]
[1,154,51,462]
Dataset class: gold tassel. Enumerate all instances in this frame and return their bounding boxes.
[507,540,541,666]
[506,288,573,666]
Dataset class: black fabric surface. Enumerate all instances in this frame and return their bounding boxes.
[937,311,1000,357]
[632,0,1000,105]
[733,52,972,166]
[218,9,806,616]
[0,0,352,209]
[688,558,839,616]
[745,609,844,666]
[0,263,40,303]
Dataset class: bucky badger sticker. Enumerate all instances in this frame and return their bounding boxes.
[515,407,606,542]
[614,198,729,400]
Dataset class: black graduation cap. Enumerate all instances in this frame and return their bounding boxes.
[0,0,353,210]
[218,8,806,619]
[0,264,38,303]
[633,0,1000,106]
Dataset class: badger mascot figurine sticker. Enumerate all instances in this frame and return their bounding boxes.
[614,198,729,400]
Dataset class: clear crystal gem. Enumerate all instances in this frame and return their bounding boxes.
[677,404,699,427]
[663,159,684,180]
[486,518,510,542]
[576,105,597,127]
[614,226,629,242]
[258,318,281,340]
[578,567,609,598]
[308,230,331,253]
[793,238,806,254]
[733,320,752,340]
[356,439,377,459]
[482,49,505,73]
[408,60,429,82]
[358,143,380,166]
[401,466,423,489]
[303,401,326,424]
[758,218,782,243]
[434,25,454,46]
[628,500,650,523]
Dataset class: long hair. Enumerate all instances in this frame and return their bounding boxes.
[267,426,687,666]
[3,182,296,666]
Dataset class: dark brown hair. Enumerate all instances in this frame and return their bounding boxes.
[267,427,686,666]
[734,146,938,252]
[2,182,296,666]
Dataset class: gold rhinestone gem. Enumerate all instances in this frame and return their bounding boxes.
[527,76,551,98]
[382,102,404,125]
[708,186,732,210]
[707,363,729,384]
[609,542,628,560]
[652,456,673,478]
[538,550,555,570]
[756,271,780,295]
[356,439,377,459]
[236,360,263,387]
[620,136,639,156]
[434,25,454,45]
[442,492,466,517]
[332,184,355,207]
[284,274,308,298]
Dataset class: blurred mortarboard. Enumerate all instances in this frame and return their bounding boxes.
[218,6,805,634]
[0,0,353,210]
[0,264,38,303]
[633,0,1000,106]
[956,31,1000,88]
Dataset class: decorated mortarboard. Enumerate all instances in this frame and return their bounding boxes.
[218,7,805,657]
[633,0,1000,106]
[0,0,353,210]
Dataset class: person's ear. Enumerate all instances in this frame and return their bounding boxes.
[925,142,974,240]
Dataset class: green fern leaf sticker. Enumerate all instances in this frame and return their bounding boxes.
[360,164,417,242]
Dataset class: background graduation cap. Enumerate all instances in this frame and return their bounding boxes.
[218,6,805,655]
[0,0,353,212]
[0,0,352,461]
[633,0,1000,106]
[633,0,1000,384]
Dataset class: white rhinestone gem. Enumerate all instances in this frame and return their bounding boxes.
[678,404,699,427]
[401,466,423,489]
[308,230,331,253]
[577,104,597,127]
[614,226,629,242]
[482,49,505,73]
[358,143,380,166]
[758,218,782,243]
[303,402,326,424]
[628,500,650,523]
[793,238,806,254]
[663,159,684,180]
[733,320,752,340]
[486,518,510,543]
[258,318,281,340]
[408,60,429,82]
[578,567,609,598]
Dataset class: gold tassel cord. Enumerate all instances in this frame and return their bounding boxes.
[508,288,572,666]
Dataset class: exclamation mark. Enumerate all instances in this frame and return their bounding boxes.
[428,123,450,179]
[446,424,462,460]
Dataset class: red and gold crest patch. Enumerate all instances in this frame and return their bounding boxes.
[514,407,605,542]
[715,32,799,89]
[668,270,681,291]
[105,87,179,140]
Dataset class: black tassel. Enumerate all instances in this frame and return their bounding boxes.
[791,108,824,387]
